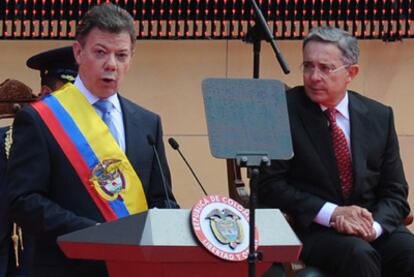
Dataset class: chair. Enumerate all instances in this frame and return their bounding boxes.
[0,78,37,118]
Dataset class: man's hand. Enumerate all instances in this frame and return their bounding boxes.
[330,205,376,240]
[363,228,377,242]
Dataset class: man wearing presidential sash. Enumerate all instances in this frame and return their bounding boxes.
[6,3,178,276]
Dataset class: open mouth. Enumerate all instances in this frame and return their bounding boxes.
[102,78,115,84]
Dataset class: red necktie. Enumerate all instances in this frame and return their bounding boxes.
[325,108,353,198]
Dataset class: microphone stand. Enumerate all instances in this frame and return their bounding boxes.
[243,1,290,276]
[147,135,173,209]
[245,0,290,76]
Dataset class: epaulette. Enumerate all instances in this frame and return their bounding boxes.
[5,126,12,159]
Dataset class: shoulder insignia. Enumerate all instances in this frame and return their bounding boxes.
[5,126,13,159]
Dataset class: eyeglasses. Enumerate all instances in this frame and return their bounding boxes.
[300,62,350,78]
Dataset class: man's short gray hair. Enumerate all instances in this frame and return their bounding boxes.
[303,26,359,65]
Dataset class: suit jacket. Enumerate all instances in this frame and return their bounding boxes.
[6,95,177,276]
[258,86,410,238]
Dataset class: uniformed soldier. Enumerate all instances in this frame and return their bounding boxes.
[0,46,78,277]
[26,46,78,97]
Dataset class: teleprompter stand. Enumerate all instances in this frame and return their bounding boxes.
[242,0,292,275]
[202,78,293,277]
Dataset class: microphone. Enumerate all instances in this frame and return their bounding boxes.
[168,137,208,196]
[147,134,172,208]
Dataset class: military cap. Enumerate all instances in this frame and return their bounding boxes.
[26,46,78,83]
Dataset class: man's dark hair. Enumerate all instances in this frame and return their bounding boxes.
[75,3,136,47]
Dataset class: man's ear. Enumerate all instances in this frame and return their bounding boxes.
[346,64,359,83]
[72,41,82,65]
[40,85,53,98]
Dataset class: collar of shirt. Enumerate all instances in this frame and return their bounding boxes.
[320,92,350,120]
[74,75,126,152]
[74,76,122,114]
[320,91,351,148]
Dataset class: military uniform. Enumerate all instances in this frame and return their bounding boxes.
[0,46,77,277]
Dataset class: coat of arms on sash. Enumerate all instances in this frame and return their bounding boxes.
[191,195,258,261]
[90,159,126,201]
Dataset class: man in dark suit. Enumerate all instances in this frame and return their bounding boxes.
[258,26,414,277]
[6,3,177,276]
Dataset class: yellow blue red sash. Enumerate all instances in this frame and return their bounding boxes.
[32,83,148,221]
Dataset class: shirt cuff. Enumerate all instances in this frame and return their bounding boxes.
[373,221,383,239]
[314,202,338,227]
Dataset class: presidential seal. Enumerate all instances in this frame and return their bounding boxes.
[90,159,126,201]
[191,195,259,262]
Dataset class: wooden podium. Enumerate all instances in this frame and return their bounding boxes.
[58,209,301,276]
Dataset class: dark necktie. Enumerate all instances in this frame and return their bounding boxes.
[94,99,119,143]
[325,108,353,198]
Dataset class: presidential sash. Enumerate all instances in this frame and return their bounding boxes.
[32,83,148,221]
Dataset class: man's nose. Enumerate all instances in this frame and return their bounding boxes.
[105,54,117,70]
[308,68,323,81]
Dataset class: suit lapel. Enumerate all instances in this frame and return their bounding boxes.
[296,91,341,191]
[348,92,370,199]
[119,96,146,177]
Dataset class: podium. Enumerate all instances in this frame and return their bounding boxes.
[58,209,302,277]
